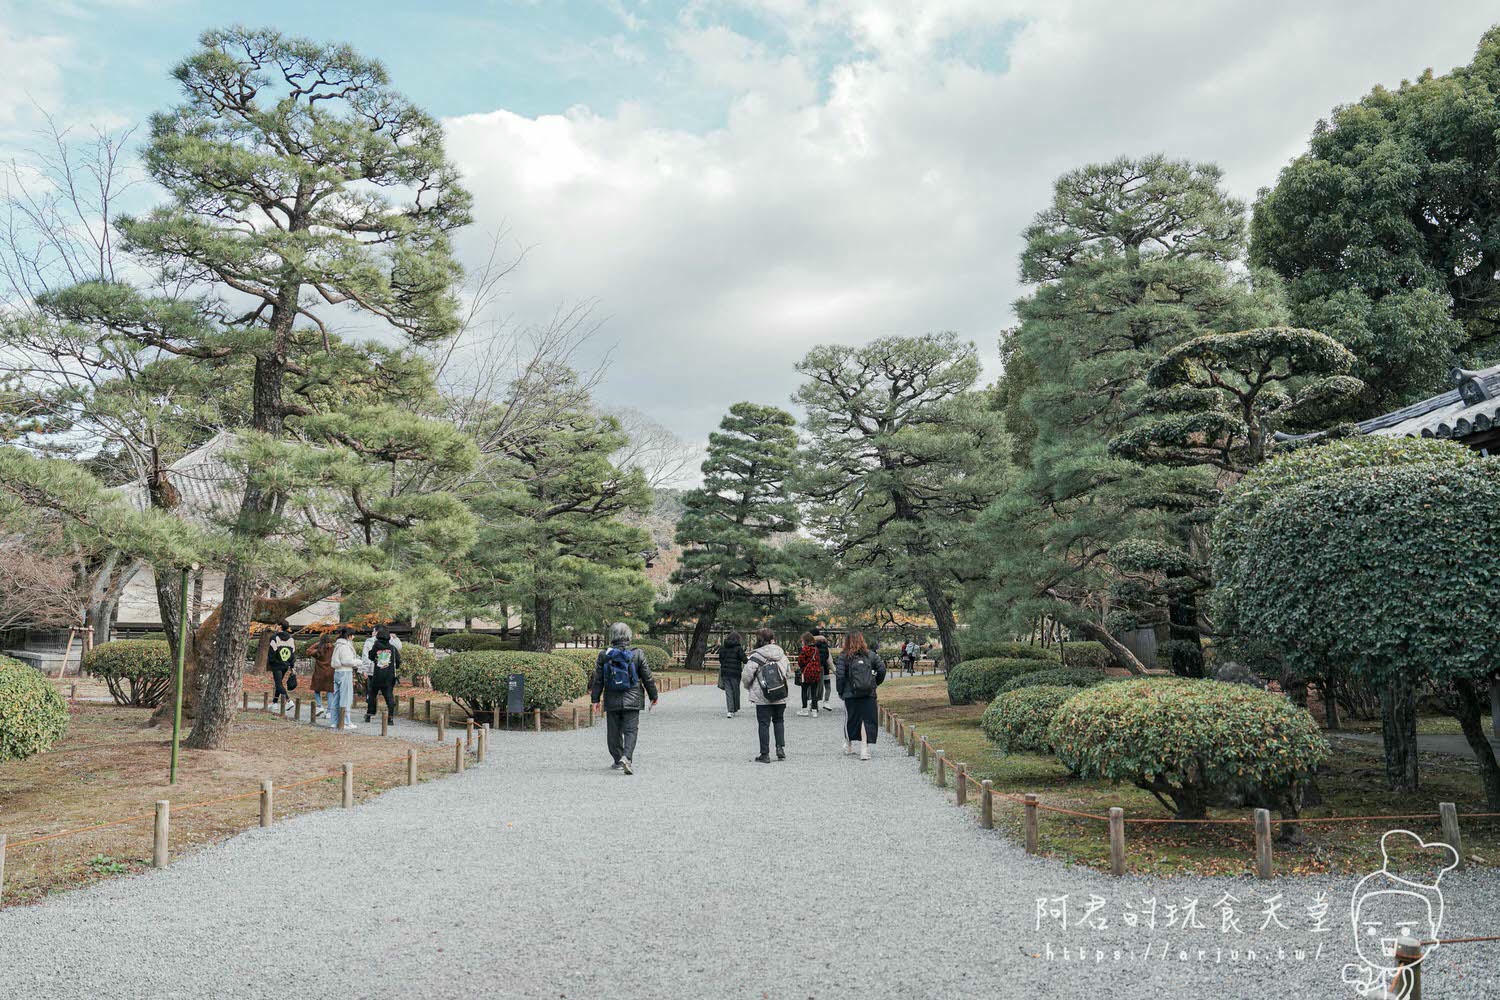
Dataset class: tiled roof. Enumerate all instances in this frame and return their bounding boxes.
[113,430,244,525]
[1363,365,1500,441]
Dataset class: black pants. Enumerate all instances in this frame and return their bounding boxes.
[607,709,641,762]
[270,666,291,703]
[800,683,819,708]
[822,674,831,703]
[721,677,741,713]
[756,703,786,756]
[844,695,878,745]
[365,667,397,722]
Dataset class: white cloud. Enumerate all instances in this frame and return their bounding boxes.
[0,24,68,128]
[444,1,1499,443]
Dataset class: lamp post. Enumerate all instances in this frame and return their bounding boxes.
[168,563,197,784]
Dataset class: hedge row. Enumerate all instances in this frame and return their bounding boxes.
[947,658,1056,705]
[959,641,1057,664]
[434,632,518,652]
[996,666,1111,694]
[429,651,588,715]
[0,655,68,761]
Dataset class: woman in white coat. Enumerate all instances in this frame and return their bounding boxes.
[328,626,361,729]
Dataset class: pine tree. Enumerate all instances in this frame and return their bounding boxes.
[794,333,1009,668]
[664,402,800,669]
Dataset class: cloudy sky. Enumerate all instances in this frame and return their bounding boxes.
[3,1,1497,447]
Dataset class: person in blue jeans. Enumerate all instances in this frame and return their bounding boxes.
[328,626,361,729]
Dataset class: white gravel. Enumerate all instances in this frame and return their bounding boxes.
[2,684,1497,999]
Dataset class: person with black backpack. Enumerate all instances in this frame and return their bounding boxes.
[589,622,659,774]
[741,627,791,763]
[835,630,886,760]
[267,621,297,711]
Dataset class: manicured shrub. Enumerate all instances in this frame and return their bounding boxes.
[960,641,1057,664]
[430,650,588,715]
[981,685,1075,754]
[634,640,673,668]
[549,647,604,671]
[946,658,1054,705]
[433,632,514,652]
[1048,678,1329,818]
[1057,641,1110,670]
[82,640,173,707]
[400,644,437,683]
[0,655,68,761]
[997,667,1110,694]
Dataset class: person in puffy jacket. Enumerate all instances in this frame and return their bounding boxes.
[307,632,335,721]
[589,622,659,775]
[329,627,361,729]
[717,631,747,718]
[796,632,822,717]
[813,629,833,711]
[267,621,297,710]
[835,630,886,760]
[742,627,791,764]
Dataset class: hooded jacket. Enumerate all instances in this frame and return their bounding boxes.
[717,636,747,678]
[590,641,659,712]
[331,637,361,672]
[835,648,887,700]
[741,642,791,706]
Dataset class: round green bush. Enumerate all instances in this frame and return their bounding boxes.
[947,658,1056,705]
[430,650,588,716]
[960,641,1057,664]
[433,632,515,652]
[1048,678,1329,818]
[400,644,437,682]
[634,640,673,667]
[0,655,68,761]
[548,647,604,671]
[997,667,1110,694]
[981,685,1076,754]
[1056,641,1110,670]
[82,639,174,707]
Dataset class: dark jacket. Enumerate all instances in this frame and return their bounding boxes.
[268,631,296,672]
[717,637,747,678]
[367,638,402,674]
[590,642,659,712]
[814,637,831,671]
[835,650,886,700]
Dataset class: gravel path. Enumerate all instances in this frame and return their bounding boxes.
[2,684,1497,999]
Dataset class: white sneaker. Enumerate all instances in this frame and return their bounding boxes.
[844,740,854,755]
[811,709,818,718]
[860,748,871,761]
[344,723,358,731]
[797,708,809,717]
[726,711,734,719]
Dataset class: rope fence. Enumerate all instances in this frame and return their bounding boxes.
[877,706,1500,880]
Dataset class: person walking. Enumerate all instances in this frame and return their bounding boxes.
[589,622,658,774]
[742,627,791,763]
[717,631,747,718]
[329,626,361,729]
[308,632,335,721]
[267,621,297,710]
[362,627,402,663]
[813,629,833,711]
[364,626,401,724]
[796,632,822,718]
[835,630,886,760]
[900,637,917,676]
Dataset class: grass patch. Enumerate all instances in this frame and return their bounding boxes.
[878,676,1500,876]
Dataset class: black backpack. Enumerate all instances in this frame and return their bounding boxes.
[846,653,876,696]
[756,653,788,701]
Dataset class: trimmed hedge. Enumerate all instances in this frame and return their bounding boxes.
[401,644,437,682]
[1048,678,1328,819]
[549,647,604,670]
[83,639,174,707]
[960,641,1057,664]
[433,632,517,652]
[997,667,1110,694]
[947,658,1057,705]
[1057,641,1110,670]
[430,650,588,715]
[980,685,1075,754]
[634,640,673,667]
[0,655,68,761]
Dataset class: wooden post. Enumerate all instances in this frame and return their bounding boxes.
[1393,937,1423,1000]
[1024,794,1039,854]
[1254,808,1273,879]
[341,763,353,808]
[69,683,77,701]
[466,719,474,750]
[260,780,274,827]
[408,695,416,720]
[935,750,946,788]
[261,692,268,710]
[919,738,930,773]
[1108,807,1126,876]
[478,724,489,763]
[407,747,417,785]
[454,737,464,773]
[425,699,432,722]
[955,763,967,806]
[153,800,170,868]
[279,698,286,718]
[437,712,446,743]
[0,833,6,900]
[907,728,917,757]
[242,691,249,711]
[1440,802,1464,869]
[572,706,579,730]
[980,780,994,829]
[380,713,389,737]
[533,708,541,732]
[338,706,347,731]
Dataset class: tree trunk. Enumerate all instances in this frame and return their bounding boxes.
[684,606,719,671]
[1053,604,1147,675]
[529,593,554,653]
[191,568,204,626]
[414,620,432,647]
[1321,674,1341,730]
[1166,592,1205,677]
[1450,678,1500,810]
[1378,672,1420,793]
[914,574,960,670]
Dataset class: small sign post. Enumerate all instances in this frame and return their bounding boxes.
[505,673,525,731]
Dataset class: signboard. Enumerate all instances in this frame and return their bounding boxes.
[507,673,525,715]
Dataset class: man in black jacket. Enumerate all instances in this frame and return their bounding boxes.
[364,627,401,724]
[589,622,659,774]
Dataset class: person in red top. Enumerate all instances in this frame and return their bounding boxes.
[796,632,823,718]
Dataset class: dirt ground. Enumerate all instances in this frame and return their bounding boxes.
[0,702,457,907]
